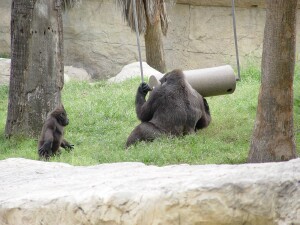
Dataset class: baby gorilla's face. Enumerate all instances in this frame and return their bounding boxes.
[58,111,69,126]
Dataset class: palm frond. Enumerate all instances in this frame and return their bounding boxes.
[159,0,169,35]
[116,0,146,34]
[116,0,170,35]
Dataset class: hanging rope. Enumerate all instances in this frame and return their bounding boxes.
[231,0,241,81]
[132,0,144,83]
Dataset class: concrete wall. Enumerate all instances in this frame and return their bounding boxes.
[0,0,299,79]
[0,0,10,58]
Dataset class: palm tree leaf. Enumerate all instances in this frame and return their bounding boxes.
[116,0,147,34]
[159,0,169,35]
[116,0,170,35]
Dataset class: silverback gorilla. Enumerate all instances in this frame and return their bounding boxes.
[126,69,211,147]
[38,104,74,160]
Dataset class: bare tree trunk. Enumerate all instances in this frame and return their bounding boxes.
[144,18,167,73]
[248,0,297,163]
[6,0,64,138]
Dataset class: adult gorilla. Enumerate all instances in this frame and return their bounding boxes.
[126,69,211,147]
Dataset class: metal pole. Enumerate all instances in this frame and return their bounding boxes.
[132,0,144,83]
[231,0,241,81]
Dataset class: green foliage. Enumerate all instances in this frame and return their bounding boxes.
[240,57,261,82]
[0,65,299,166]
[0,52,10,58]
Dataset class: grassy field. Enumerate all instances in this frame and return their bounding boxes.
[0,65,299,166]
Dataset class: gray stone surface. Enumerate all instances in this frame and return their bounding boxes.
[1,1,300,79]
[0,158,299,225]
[0,0,10,56]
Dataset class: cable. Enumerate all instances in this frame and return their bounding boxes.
[231,0,241,81]
[132,0,144,83]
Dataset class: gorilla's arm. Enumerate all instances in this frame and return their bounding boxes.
[135,82,155,122]
[195,97,211,130]
[61,139,74,151]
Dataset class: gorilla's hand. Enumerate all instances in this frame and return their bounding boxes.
[65,143,74,151]
[68,143,74,148]
[61,140,74,151]
[138,82,152,96]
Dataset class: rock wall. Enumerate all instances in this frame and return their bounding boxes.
[0,1,300,79]
[0,0,10,57]
[0,158,300,225]
[64,0,265,78]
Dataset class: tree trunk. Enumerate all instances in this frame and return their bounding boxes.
[6,0,64,138]
[248,0,297,163]
[144,18,167,73]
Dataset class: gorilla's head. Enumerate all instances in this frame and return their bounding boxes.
[160,69,185,87]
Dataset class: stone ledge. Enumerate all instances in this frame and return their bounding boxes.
[0,158,299,225]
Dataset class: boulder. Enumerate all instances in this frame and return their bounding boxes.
[64,66,92,82]
[0,158,299,225]
[108,61,162,83]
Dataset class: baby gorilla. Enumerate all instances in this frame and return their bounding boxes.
[38,104,74,160]
[126,69,211,147]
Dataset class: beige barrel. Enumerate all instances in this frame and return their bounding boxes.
[148,65,237,97]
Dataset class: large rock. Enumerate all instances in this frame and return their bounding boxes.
[64,65,92,82]
[108,61,162,83]
[0,158,299,225]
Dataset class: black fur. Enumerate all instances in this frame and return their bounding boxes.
[38,104,73,160]
[126,69,211,147]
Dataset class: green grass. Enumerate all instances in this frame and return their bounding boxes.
[0,52,10,58]
[0,65,299,166]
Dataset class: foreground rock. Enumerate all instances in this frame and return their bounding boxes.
[0,158,299,225]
